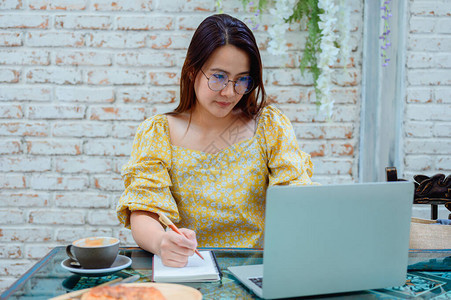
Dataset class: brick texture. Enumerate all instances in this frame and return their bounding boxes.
[404,0,451,221]
[0,0,447,293]
[404,0,451,180]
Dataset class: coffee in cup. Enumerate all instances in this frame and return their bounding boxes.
[66,237,119,269]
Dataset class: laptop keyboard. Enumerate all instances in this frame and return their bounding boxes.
[248,276,263,288]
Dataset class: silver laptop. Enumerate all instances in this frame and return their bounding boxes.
[228,182,414,299]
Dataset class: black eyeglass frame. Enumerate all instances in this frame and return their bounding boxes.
[200,69,254,95]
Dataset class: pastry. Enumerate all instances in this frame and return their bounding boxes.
[81,284,166,300]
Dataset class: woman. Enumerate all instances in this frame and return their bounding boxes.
[117,14,314,267]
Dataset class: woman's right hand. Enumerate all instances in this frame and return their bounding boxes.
[157,228,198,267]
[130,210,198,268]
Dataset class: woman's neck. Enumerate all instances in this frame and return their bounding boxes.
[190,106,241,133]
[167,106,255,153]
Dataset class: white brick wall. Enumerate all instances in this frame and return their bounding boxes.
[0,0,446,293]
[404,0,451,219]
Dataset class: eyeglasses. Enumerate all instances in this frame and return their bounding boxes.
[200,70,254,95]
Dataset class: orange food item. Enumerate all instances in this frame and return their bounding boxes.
[81,284,166,300]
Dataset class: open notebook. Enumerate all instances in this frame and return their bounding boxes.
[152,250,221,283]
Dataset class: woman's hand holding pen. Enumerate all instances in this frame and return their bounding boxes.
[158,228,198,268]
[129,210,199,268]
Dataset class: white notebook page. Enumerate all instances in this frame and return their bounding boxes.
[153,250,220,282]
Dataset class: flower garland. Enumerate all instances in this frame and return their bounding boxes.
[267,0,297,56]
[380,0,392,66]
[240,1,265,30]
[215,0,352,118]
[316,0,339,119]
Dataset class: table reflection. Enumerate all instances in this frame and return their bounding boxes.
[1,247,450,300]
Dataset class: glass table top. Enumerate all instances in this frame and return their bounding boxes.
[1,247,451,299]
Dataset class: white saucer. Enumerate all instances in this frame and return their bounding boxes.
[61,255,132,277]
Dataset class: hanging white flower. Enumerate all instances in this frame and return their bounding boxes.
[316,0,340,120]
[219,0,353,119]
[267,0,297,56]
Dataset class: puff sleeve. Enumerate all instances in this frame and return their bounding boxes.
[262,106,314,186]
[116,115,179,228]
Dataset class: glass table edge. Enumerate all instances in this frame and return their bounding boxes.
[409,248,451,253]
[1,247,60,300]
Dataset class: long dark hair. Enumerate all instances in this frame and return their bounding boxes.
[172,14,266,119]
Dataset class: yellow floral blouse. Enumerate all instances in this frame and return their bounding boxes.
[117,105,314,248]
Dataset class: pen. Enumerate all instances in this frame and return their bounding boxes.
[157,211,204,260]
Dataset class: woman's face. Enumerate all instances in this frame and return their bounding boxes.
[193,44,251,120]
